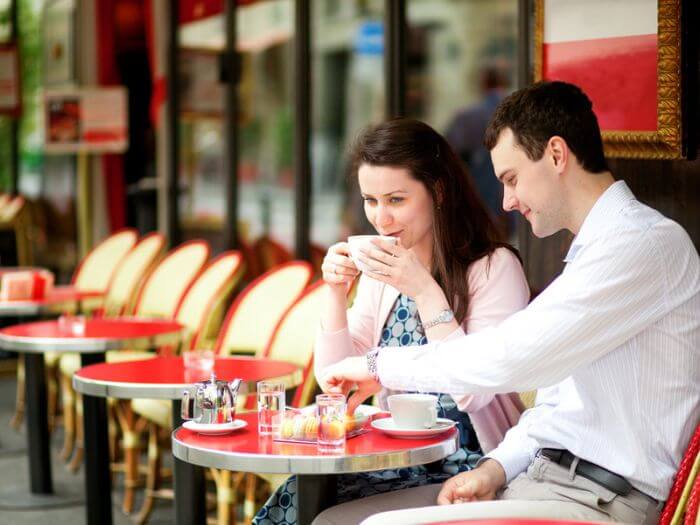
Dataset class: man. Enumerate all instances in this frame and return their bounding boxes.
[314,81,700,524]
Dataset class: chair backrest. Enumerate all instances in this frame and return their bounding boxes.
[264,281,328,405]
[660,420,700,525]
[72,229,139,292]
[0,195,25,222]
[215,261,313,357]
[133,240,210,319]
[103,232,166,316]
[174,251,245,350]
[685,470,700,524]
[253,235,292,273]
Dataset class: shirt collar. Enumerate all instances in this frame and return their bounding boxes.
[563,180,636,263]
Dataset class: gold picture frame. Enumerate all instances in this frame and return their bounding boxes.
[534,0,684,159]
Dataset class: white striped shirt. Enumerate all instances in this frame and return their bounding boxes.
[377,181,700,500]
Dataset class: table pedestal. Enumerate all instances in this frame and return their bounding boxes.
[81,352,112,525]
[298,474,338,525]
[172,400,206,525]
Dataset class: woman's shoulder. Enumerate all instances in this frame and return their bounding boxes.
[469,246,522,276]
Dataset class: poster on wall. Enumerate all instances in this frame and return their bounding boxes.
[0,45,21,116]
[534,0,684,159]
[44,87,128,154]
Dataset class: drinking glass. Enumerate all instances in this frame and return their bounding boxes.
[317,394,346,452]
[257,381,286,435]
[58,314,86,336]
[182,349,215,371]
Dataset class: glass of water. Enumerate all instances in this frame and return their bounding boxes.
[317,394,347,452]
[257,381,286,435]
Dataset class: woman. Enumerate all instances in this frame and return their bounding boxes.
[253,118,529,525]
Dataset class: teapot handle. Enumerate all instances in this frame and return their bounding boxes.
[181,388,196,420]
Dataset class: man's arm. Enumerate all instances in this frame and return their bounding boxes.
[377,226,671,394]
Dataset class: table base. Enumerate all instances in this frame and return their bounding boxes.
[0,482,84,510]
[81,352,112,525]
[172,400,206,525]
[24,353,52,494]
[298,474,338,525]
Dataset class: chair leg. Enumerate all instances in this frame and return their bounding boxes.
[46,365,58,435]
[115,400,146,514]
[68,393,84,472]
[59,373,76,461]
[243,473,258,525]
[211,469,234,525]
[10,355,25,430]
[135,422,161,524]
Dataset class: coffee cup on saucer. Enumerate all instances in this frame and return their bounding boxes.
[347,235,398,274]
[387,393,438,429]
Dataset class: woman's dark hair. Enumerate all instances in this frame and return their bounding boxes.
[349,118,518,324]
[484,81,608,173]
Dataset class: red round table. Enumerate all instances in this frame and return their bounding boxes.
[74,356,304,525]
[0,285,103,317]
[172,412,459,525]
[0,318,182,522]
[429,521,610,525]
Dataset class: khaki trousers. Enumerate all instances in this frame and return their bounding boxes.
[312,456,662,525]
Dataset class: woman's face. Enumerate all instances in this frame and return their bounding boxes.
[357,164,435,252]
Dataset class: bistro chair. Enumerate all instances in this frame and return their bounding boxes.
[660,420,700,525]
[59,240,210,475]
[124,250,245,516]
[227,281,330,525]
[132,261,313,524]
[58,232,166,461]
[10,228,139,431]
[252,235,293,274]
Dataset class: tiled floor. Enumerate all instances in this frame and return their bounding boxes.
[0,370,177,524]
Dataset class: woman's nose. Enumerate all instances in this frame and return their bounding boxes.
[375,205,393,227]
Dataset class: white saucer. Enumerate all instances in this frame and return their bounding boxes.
[183,419,247,435]
[370,417,456,439]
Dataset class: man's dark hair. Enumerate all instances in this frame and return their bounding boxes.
[484,81,608,173]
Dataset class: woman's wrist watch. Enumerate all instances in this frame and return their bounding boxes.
[422,308,455,330]
[366,349,380,381]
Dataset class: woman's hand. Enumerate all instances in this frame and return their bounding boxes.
[357,238,436,300]
[322,242,360,289]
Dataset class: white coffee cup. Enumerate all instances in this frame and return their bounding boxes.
[347,235,398,274]
[387,393,438,429]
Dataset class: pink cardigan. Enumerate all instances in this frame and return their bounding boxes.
[314,247,531,453]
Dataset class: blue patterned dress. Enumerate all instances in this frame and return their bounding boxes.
[253,294,483,525]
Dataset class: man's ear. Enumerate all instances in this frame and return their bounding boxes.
[547,136,568,174]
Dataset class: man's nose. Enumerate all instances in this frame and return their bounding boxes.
[502,188,518,212]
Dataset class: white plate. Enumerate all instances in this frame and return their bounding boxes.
[370,417,456,439]
[183,419,247,436]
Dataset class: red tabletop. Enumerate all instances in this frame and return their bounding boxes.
[73,356,303,399]
[172,412,459,475]
[0,317,183,354]
[0,285,104,316]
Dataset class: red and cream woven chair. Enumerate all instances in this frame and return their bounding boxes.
[225,281,330,525]
[10,228,139,431]
[59,240,210,479]
[133,261,313,524]
[125,250,245,519]
[660,420,700,525]
[58,232,166,463]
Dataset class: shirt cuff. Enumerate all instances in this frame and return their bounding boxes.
[482,443,534,483]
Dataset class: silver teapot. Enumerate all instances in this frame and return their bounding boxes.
[181,374,242,424]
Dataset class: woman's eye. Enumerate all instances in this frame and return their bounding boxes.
[389,197,404,204]
[363,197,377,204]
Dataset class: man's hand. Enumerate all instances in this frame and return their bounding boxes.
[437,459,506,505]
[319,356,382,413]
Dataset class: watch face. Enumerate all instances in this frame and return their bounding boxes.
[440,310,453,322]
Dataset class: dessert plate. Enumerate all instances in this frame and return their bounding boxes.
[183,419,247,435]
[370,417,456,439]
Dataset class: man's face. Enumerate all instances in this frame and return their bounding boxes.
[490,128,565,238]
